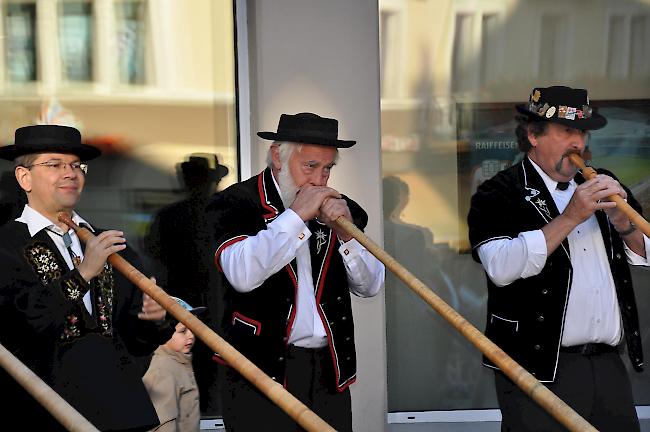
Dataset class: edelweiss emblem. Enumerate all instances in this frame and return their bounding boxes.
[534,198,550,217]
[315,229,327,254]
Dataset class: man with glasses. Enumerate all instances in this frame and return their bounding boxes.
[0,124,173,431]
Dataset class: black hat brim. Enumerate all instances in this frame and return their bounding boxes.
[515,104,607,130]
[180,161,229,181]
[213,165,229,179]
[257,131,356,148]
[0,142,102,161]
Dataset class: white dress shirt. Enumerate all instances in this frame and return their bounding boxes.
[478,159,649,346]
[17,205,93,314]
[219,179,384,348]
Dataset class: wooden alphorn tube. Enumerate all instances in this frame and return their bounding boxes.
[568,152,650,237]
[333,217,597,432]
[0,342,99,432]
[57,213,335,432]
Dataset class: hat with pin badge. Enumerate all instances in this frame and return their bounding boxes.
[516,86,607,130]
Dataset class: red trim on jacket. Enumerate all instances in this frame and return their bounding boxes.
[232,311,262,336]
[211,353,228,366]
[315,234,349,391]
[258,172,278,222]
[284,265,299,342]
[214,235,248,272]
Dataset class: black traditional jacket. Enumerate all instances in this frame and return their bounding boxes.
[468,157,643,382]
[210,168,368,392]
[0,219,173,431]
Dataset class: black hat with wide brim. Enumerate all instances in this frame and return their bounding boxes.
[257,112,356,148]
[516,86,607,130]
[0,124,101,161]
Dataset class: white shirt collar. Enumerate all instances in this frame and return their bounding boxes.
[16,205,91,238]
[527,157,574,193]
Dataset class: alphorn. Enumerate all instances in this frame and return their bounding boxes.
[568,152,650,237]
[333,217,597,432]
[58,214,335,432]
[0,342,99,432]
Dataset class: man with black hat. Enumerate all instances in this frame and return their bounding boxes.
[468,86,648,431]
[209,112,384,431]
[0,124,173,431]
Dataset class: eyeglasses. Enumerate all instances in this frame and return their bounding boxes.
[23,160,88,174]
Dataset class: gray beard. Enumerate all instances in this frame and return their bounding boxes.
[277,167,299,210]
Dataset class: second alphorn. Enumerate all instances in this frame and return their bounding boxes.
[568,152,650,237]
[0,342,99,432]
[333,217,597,432]
[58,213,335,432]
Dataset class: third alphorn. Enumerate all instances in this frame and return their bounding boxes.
[333,217,597,432]
[0,342,98,432]
[568,152,650,237]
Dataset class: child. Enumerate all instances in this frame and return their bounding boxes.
[143,297,206,432]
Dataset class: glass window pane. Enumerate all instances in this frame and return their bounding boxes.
[59,2,93,82]
[480,14,499,86]
[381,0,650,418]
[5,2,37,82]
[630,15,649,78]
[115,1,147,84]
[452,13,474,93]
[0,0,237,418]
[607,15,626,78]
[538,14,565,80]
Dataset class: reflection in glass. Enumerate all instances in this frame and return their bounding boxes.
[452,13,474,93]
[59,2,93,82]
[5,3,37,82]
[115,1,147,84]
[0,0,237,415]
[380,0,650,417]
[607,15,626,78]
[538,14,565,80]
[630,15,649,78]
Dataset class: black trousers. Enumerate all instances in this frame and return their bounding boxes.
[495,350,639,432]
[221,345,352,431]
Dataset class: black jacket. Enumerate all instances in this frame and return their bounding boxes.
[468,157,643,382]
[0,219,173,431]
[209,168,368,392]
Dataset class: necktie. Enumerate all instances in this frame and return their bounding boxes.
[557,181,570,191]
[47,228,82,267]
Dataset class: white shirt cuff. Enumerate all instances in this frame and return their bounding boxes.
[275,209,312,244]
[625,234,650,266]
[338,238,363,261]
[520,229,548,278]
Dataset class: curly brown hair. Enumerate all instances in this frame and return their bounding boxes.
[514,115,549,152]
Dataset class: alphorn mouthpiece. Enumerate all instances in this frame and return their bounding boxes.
[57,212,78,231]
[567,153,598,180]
[567,153,587,170]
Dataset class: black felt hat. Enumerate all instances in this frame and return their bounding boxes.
[257,112,356,148]
[516,86,607,130]
[180,154,229,183]
[0,124,101,161]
